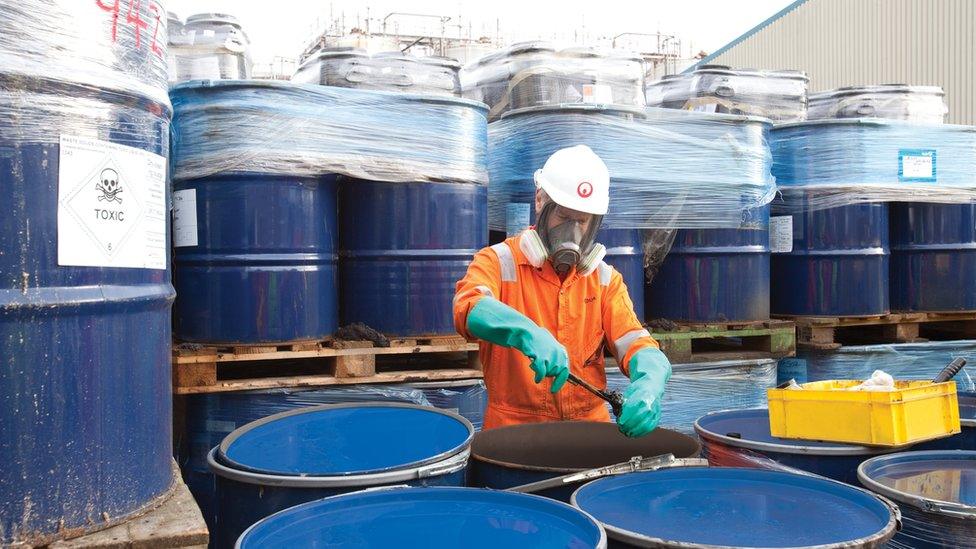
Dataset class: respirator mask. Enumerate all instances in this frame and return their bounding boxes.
[520,201,606,276]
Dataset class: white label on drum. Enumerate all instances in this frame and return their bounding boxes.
[769,215,793,253]
[582,84,614,104]
[173,189,199,247]
[57,134,167,270]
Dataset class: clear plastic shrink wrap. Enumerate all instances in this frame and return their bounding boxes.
[646,66,808,122]
[808,85,948,124]
[294,49,461,97]
[168,12,251,82]
[0,1,172,146]
[772,119,976,211]
[169,80,488,184]
[778,340,976,390]
[606,359,777,433]
[488,105,776,231]
[462,42,646,121]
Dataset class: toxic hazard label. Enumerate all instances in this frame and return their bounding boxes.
[57,135,167,270]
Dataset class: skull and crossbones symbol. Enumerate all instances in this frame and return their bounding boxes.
[96,168,123,204]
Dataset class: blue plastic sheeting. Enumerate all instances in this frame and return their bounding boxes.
[488,105,775,230]
[170,80,487,184]
[573,468,896,548]
[410,382,488,431]
[238,487,606,549]
[778,340,976,390]
[218,404,472,476]
[606,359,777,433]
[859,451,976,549]
[772,119,976,211]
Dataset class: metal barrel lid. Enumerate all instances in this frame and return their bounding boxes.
[216,403,473,477]
[858,450,976,517]
[572,467,899,548]
[236,486,607,549]
[694,408,906,456]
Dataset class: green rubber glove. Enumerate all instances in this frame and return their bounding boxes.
[467,297,570,393]
[617,347,672,437]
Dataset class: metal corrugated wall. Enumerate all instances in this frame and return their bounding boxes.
[708,0,975,125]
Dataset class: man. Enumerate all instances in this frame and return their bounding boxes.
[454,144,671,437]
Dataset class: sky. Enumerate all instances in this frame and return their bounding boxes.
[168,0,796,65]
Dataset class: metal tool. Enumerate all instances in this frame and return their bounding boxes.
[506,453,709,494]
[933,357,967,383]
[566,372,625,417]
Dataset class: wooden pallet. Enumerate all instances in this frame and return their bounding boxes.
[173,335,482,394]
[777,311,976,349]
[647,319,796,363]
[50,465,208,548]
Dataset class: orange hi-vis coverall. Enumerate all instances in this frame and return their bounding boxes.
[454,233,659,430]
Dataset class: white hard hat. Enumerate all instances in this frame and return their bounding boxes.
[533,144,610,216]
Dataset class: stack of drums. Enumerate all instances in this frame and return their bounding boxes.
[889,122,976,312]
[208,403,474,548]
[573,467,899,547]
[770,120,891,316]
[171,81,339,344]
[646,113,772,323]
[170,82,488,341]
[336,95,488,336]
[859,451,975,548]
[0,3,176,545]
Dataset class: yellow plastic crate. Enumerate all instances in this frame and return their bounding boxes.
[767,380,961,447]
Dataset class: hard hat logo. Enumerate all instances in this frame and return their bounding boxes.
[577,181,593,198]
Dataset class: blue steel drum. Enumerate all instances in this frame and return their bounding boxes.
[0,10,175,544]
[890,202,976,312]
[210,403,473,549]
[469,421,701,501]
[171,80,341,343]
[859,450,976,548]
[237,486,607,548]
[916,392,975,451]
[174,385,434,537]
[771,198,889,316]
[338,179,486,335]
[597,229,645,319]
[771,121,892,316]
[572,468,899,548]
[173,174,338,343]
[695,408,901,484]
[648,206,770,322]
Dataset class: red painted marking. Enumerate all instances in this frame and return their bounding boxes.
[95,0,121,42]
[577,181,593,198]
[126,0,148,49]
[148,2,164,57]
